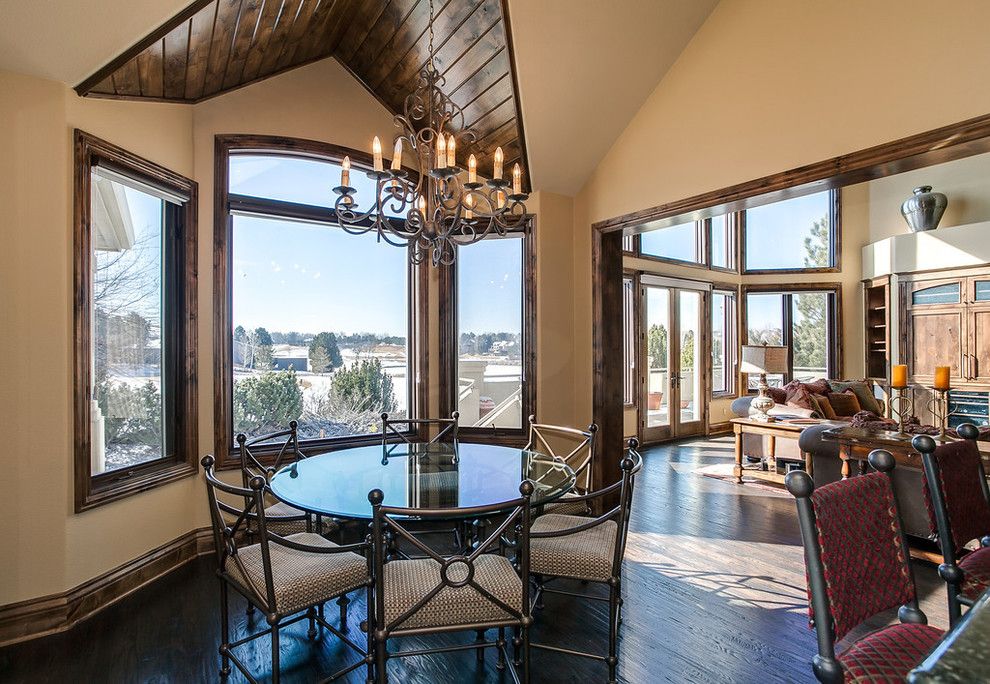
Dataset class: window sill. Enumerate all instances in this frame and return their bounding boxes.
[76,459,198,513]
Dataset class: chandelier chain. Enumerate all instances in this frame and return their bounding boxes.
[428,0,435,60]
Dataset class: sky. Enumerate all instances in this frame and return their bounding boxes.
[229,155,521,336]
[640,191,830,270]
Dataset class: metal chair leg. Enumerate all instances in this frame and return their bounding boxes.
[496,627,506,670]
[317,603,325,638]
[607,583,619,684]
[512,627,522,667]
[475,628,486,662]
[521,621,531,684]
[338,594,350,632]
[271,619,281,684]
[219,581,231,677]
[375,635,388,684]
[307,606,317,640]
[534,575,545,610]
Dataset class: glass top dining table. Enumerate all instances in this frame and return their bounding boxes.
[268,442,576,520]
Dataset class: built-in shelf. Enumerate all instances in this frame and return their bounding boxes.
[864,277,891,381]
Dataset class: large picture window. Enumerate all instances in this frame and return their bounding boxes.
[743,190,839,273]
[441,224,535,441]
[74,130,198,511]
[743,285,840,387]
[215,136,422,465]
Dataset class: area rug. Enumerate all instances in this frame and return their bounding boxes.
[695,462,790,495]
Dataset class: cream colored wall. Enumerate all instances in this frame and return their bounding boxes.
[0,69,197,603]
[866,151,990,243]
[573,0,990,426]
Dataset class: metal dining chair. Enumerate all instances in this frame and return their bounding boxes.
[525,416,597,516]
[237,421,335,537]
[201,455,372,683]
[785,449,944,683]
[914,425,990,626]
[528,439,642,684]
[381,411,459,446]
[366,480,534,683]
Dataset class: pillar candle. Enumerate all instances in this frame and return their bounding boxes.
[891,364,908,389]
[341,156,350,187]
[934,365,951,391]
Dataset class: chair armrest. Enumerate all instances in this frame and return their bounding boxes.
[266,532,369,555]
[530,506,620,538]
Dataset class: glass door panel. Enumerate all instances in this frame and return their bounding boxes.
[677,290,703,429]
[644,286,671,434]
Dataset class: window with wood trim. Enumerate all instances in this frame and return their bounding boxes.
[711,290,737,396]
[214,136,425,466]
[743,190,839,273]
[743,285,841,387]
[73,130,198,512]
[440,223,535,442]
[638,212,734,271]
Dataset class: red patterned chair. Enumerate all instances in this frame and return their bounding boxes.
[785,450,943,683]
[914,424,990,626]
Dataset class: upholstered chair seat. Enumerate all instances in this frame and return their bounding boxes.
[227,532,367,616]
[959,545,990,599]
[531,513,617,582]
[383,555,522,630]
[838,623,943,682]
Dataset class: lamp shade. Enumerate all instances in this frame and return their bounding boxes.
[739,344,789,374]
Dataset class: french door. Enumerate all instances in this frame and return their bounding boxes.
[641,278,707,443]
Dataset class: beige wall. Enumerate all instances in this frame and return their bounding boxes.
[0,68,197,603]
[572,0,990,426]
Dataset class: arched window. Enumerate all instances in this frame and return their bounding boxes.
[214,136,424,464]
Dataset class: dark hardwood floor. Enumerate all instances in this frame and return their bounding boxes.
[0,437,949,683]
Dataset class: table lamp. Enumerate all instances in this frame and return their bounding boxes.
[740,343,789,422]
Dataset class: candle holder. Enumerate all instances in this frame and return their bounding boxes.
[927,387,952,442]
[888,386,913,439]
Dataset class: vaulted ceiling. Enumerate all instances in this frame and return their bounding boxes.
[0,0,718,195]
[72,0,526,180]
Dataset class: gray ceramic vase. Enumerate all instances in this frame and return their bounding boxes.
[900,185,947,232]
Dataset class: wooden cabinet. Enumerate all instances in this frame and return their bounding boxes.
[900,269,990,386]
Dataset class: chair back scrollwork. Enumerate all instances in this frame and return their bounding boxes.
[525,416,598,494]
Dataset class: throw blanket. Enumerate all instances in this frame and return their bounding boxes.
[849,411,990,440]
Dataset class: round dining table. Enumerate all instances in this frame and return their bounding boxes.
[269,441,575,520]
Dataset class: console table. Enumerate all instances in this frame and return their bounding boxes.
[731,418,814,484]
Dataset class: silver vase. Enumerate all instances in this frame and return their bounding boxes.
[900,185,947,232]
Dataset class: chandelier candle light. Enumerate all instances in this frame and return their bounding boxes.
[332,0,528,267]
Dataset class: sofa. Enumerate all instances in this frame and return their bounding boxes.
[730,379,940,541]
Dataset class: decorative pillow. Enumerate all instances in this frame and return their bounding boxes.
[768,386,788,404]
[810,393,838,420]
[785,384,815,411]
[804,378,832,396]
[829,380,883,415]
[828,391,862,416]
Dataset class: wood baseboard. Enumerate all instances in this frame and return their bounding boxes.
[0,527,213,647]
[708,421,733,435]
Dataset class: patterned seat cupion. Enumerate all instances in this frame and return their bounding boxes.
[382,554,522,631]
[959,545,990,600]
[543,492,590,516]
[530,513,617,582]
[263,500,337,536]
[227,532,367,615]
[838,622,943,683]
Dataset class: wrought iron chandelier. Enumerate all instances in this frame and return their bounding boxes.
[332,0,529,267]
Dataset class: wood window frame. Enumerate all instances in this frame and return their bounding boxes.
[741,189,842,275]
[710,286,739,398]
[634,213,740,274]
[438,219,537,446]
[212,134,428,468]
[740,282,843,388]
[622,271,640,407]
[73,130,198,512]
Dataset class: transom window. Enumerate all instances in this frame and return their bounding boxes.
[743,190,838,272]
[638,213,735,271]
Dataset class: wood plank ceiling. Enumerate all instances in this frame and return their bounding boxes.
[75,0,528,182]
